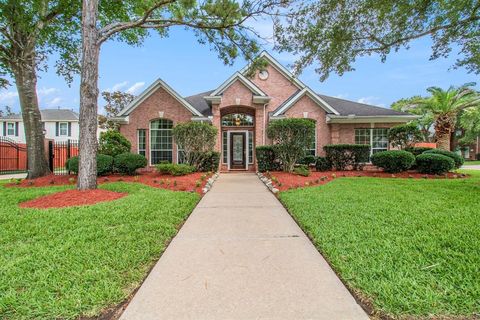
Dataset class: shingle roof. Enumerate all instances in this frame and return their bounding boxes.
[316,95,409,116]
[184,90,214,116]
[0,109,79,121]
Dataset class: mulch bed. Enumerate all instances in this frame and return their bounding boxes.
[19,189,127,209]
[8,171,212,195]
[266,170,466,192]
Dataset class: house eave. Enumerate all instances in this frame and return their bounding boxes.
[204,96,222,104]
[252,96,271,104]
[326,115,420,123]
[110,116,129,124]
[191,116,212,122]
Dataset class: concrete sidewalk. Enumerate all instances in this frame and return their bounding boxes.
[120,173,368,320]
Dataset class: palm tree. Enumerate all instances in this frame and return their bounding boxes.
[414,83,480,151]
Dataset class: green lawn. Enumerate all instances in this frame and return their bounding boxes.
[279,171,480,318]
[0,182,199,319]
[464,160,480,165]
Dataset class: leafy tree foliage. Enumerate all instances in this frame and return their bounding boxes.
[459,107,480,144]
[274,0,480,80]
[391,96,434,142]
[172,122,217,170]
[267,118,315,172]
[98,91,135,130]
[98,130,131,157]
[0,106,14,117]
[388,123,423,149]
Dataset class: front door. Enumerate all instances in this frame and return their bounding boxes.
[230,132,246,169]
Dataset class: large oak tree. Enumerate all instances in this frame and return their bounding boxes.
[78,0,284,189]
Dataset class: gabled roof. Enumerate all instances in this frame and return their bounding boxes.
[272,88,340,116]
[0,109,79,121]
[184,90,214,116]
[117,78,203,117]
[317,95,411,116]
[209,72,267,97]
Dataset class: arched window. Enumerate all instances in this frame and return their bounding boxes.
[150,119,173,164]
[221,113,254,127]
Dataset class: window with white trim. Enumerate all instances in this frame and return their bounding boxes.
[355,128,389,154]
[137,129,146,157]
[59,122,68,136]
[6,122,15,136]
[305,120,316,156]
[150,119,173,164]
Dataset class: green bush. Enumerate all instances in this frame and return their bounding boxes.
[324,144,370,170]
[370,150,415,173]
[293,164,310,177]
[298,155,316,166]
[415,153,455,174]
[66,154,114,176]
[255,146,278,172]
[388,123,422,149]
[98,130,131,157]
[423,149,464,169]
[196,151,220,172]
[156,163,196,176]
[315,156,332,172]
[267,118,316,172]
[173,122,217,170]
[405,146,433,156]
[114,153,147,175]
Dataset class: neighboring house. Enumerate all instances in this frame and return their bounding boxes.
[0,109,79,143]
[113,51,417,171]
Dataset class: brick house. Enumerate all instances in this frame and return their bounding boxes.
[113,52,418,171]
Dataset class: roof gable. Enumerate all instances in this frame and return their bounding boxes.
[210,72,267,97]
[273,88,339,116]
[117,78,203,117]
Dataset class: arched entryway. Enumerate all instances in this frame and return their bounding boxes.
[220,106,255,170]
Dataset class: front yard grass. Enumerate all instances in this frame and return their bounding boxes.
[464,160,480,165]
[279,171,480,318]
[0,182,199,319]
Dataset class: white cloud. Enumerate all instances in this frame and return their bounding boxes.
[0,91,19,104]
[107,81,129,92]
[37,87,59,96]
[334,93,349,99]
[48,97,62,107]
[357,96,385,107]
[126,82,145,95]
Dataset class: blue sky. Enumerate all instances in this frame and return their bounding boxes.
[0,26,478,113]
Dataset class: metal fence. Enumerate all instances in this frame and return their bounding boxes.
[0,137,27,175]
[48,139,79,175]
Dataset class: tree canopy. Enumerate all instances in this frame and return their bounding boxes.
[274,0,480,81]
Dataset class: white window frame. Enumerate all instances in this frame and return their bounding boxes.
[306,122,317,156]
[6,122,15,136]
[137,129,146,156]
[149,119,173,165]
[58,122,68,136]
[355,128,389,155]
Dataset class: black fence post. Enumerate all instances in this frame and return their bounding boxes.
[48,141,54,173]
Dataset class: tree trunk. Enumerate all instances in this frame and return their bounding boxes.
[77,0,100,190]
[435,115,455,151]
[12,56,51,179]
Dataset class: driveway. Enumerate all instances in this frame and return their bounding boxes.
[120,173,368,320]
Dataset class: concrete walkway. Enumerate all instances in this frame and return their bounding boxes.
[120,173,368,320]
[462,165,480,170]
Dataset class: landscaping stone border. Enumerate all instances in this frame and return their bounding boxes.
[257,172,279,194]
[202,172,220,194]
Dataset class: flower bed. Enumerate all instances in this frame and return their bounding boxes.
[19,189,127,209]
[266,170,465,192]
[9,171,213,194]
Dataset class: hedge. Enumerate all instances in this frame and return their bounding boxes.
[156,163,196,176]
[324,144,370,170]
[415,153,455,174]
[370,150,415,173]
[255,146,278,172]
[423,149,464,169]
[297,155,316,166]
[66,154,114,176]
[404,146,433,156]
[315,157,331,172]
[196,151,220,172]
[114,153,147,175]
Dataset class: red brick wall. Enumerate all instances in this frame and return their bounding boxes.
[119,86,194,164]
[330,123,399,145]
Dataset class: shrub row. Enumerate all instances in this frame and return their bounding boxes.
[371,150,415,173]
[324,144,370,170]
[66,152,147,176]
[156,163,196,176]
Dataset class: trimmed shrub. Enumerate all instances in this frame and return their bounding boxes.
[98,130,131,157]
[416,153,455,174]
[423,149,464,169]
[370,150,415,173]
[315,157,331,172]
[293,164,310,177]
[66,154,114,176]
[173,122,217,170]
[196,151,220,172]
[324,144,370,170]
[114,153,147,175]
[388,123,422,149]
[405,146,433,156]
[256,146,278,172]
[297,155,316,166]
[156,163,196,176]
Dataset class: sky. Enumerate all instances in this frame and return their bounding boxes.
[0,24,478,114]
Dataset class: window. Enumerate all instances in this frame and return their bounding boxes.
[150,119,173,164]
[304,120,316,156]
[137,129,146,157]
[6,122,15,136]
[221,113,254,127]
[222,131,228,163]
[248,131,254,164]
[355,128,389,155]
[59,122,68,136]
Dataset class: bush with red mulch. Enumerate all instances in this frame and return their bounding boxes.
[19,189,127,209]
[8,171,212,194]
[266,170,465,192]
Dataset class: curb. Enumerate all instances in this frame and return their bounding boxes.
[202,172,220,194]
[256,172,279,195]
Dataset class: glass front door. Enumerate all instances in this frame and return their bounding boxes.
[230,132,246,169]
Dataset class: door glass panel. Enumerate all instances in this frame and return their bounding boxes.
[233,134,243,162]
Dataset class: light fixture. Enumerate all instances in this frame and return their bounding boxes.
[235,116,241,126]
